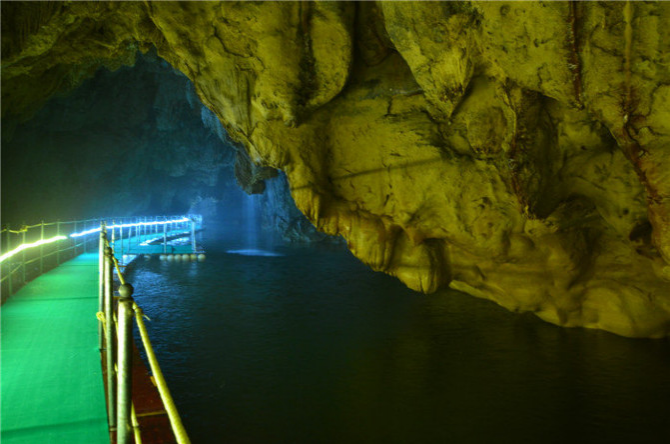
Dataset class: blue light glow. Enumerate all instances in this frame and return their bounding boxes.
[226,249,284,257]
[68,217,190,238]
[69,227,101,238]
[1,217,193,264]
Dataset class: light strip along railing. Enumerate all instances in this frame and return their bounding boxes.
[1,215,198,301]
[100,229,191,444]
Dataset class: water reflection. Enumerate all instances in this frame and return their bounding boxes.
[128,231,670,444]
[226,249,284,257]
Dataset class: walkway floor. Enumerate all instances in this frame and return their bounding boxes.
[1,253,108,444]
[1,227,199,443]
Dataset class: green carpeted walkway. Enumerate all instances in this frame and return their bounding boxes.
[1,253,109,444]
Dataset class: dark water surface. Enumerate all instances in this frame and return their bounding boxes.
[127,229,670,444]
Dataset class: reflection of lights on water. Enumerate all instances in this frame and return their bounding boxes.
[226,249,284,257]
[0,236,67,262]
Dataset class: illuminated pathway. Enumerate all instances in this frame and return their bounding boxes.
[1,253,108,444]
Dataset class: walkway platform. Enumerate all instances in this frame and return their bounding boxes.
[110,229,201,258]
[1,225,199,443]
[1,253,109,444]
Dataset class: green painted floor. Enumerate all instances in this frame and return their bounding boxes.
[1,253,109,444]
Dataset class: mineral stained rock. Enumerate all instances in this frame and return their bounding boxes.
[2,1,670,337]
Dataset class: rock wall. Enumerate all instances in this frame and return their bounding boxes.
[2,51,233,221]
[2,1,670,337]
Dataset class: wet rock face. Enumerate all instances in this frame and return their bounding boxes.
[2,1,670,337]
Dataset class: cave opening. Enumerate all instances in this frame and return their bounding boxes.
[1,49,328,250]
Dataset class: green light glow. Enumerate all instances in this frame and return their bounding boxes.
[0,235,68,263]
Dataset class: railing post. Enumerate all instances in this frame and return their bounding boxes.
[191,219,196,253]
[39,221,44,274]
[92,220,97,252]
[116,283,134,444]
[73,221,78,257]
[7,232,13,296]
[120,226,124,260]
[90,221,95,252]
[93,221,97,252]
[89,220,96,252]
[98,226,106,351]
[104,246,116,429]
[56,221,61,265]
[21,228,26,283]
[163,221,167,254]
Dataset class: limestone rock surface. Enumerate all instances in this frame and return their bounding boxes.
[3,1,670,337]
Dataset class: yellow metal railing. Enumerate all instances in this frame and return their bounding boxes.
[134,303,191,443]
[100,231,192,444]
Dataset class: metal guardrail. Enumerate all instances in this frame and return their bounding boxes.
[99,228,191,444]
[1,215,198,443]
[0,215,200,301]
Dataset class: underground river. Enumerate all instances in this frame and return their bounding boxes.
[126,226,670,444]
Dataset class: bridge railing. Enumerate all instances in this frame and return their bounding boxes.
[100,229,191,444]
[0,215,200,302]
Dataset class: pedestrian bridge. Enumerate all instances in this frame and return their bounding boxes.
[1,215,201,444]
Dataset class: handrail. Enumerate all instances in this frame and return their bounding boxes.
[1,215,199,441]
[1,215,200,301]
[100,229,191,444]
[96,306,144,444]
[6,228,28,233]
[134,304,191,444]
[0,235,67,262]
[110,256,127,286]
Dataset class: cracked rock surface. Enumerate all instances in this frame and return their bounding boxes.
[2,1,670,337]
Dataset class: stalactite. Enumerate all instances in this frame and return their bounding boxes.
[623,0,633,123]
[567,1,583,108]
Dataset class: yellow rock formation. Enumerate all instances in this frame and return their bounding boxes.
[2,1,669,337]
